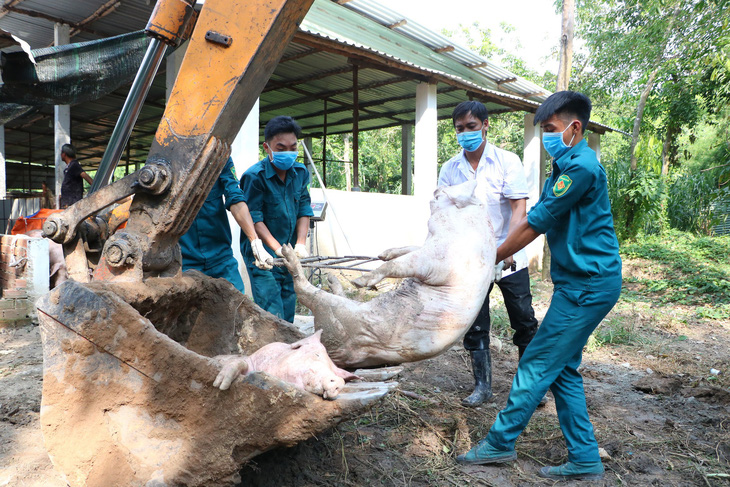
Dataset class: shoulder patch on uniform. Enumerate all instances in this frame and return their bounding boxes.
[553,174,572,197]
[230,166,237,178]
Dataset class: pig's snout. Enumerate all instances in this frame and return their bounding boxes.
[322,377,345,400]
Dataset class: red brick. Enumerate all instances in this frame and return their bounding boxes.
[1,308,28,320]
[3,289,27,299]
[14,279,27,288]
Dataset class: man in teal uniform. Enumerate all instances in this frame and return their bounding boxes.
[240,116,313,322]
[456,91,622,481]
[180,156,272,293]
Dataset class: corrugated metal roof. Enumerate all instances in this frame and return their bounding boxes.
[0,0,622,193]
[333,0,550,101]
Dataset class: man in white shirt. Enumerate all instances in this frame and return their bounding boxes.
[438,101,539,407]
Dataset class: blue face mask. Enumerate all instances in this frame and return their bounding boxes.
[542,121,577,159]
[269,151,298,171]
[457,129,484,152]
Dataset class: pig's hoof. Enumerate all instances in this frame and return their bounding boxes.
[279,244,303,276]
[352,275,375,289]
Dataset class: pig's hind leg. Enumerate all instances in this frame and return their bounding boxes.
[352,248,436,288]
[327,273,346,297]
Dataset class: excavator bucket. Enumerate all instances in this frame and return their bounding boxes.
[37,275,396,487]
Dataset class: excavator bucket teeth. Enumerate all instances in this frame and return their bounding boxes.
[36,275,393,487]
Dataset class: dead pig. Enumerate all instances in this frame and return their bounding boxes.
[280,179,496,368]
[214,330,359,399]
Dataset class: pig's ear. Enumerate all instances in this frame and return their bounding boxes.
[333,366,361,382]
[442,180,480,209]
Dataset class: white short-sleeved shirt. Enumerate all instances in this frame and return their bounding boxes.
[438,142,530,274]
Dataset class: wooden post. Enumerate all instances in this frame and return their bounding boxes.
[557,0,575,92]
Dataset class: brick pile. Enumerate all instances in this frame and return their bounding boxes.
[0,235,34,327]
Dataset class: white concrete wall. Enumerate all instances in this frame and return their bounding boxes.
[27,236,49,300]
[309,188,430,263]
[0,125,5,199]
[413,82,438,201]
[588,132,601,162]
[54,23,70,207]
[522,113,545,271]
[229,100,260,297]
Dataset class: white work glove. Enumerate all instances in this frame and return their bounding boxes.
[275,246,284,257]
[294,243,309,259]
[493,261,506,283]
[251,239,273,270]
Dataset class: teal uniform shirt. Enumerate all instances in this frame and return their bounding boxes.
[239,157,314,263]
[239,157,314,322]
[179,157,246,292]
[527,139,622,289]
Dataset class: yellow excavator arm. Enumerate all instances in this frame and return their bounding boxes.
[43,0,314,282]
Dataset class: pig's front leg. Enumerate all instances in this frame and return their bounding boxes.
[213,355,250,390]
[378,246,420,261]
[280,244,320,309]
[353,247,445,288]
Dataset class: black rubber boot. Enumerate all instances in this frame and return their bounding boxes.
[462,350,493,407]
[518,345,548,407]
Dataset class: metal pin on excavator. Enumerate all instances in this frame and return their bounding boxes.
[36,1,395,485]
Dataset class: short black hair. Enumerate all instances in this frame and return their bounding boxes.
[264,116,302,142]
[534,91,592,134]
[452,101,489,126]
[61,143,76,159]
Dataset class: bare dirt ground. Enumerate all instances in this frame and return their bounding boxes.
[1,256,729,486]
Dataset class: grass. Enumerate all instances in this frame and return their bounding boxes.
[620,229,730,308]
[586,315,646,352]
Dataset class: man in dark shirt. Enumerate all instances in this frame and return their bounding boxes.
[59,144,93,208]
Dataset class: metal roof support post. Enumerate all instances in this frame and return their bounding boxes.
[588,132,601,162]
[413,82,437,200]
[303,137,313,180]
[401,123,412,195]
[523,112,544,272]
[0,125,5,199]
[54,22,71,209]
[352,64,360,191]
[322,99,327,187]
